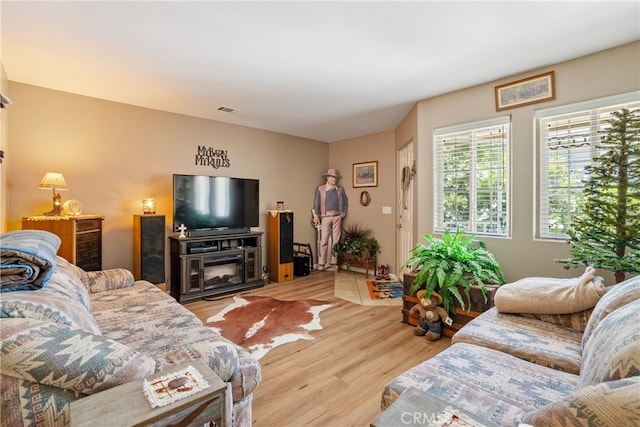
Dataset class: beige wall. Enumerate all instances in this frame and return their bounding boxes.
[413,41,640,283]
[328,130,397,269]
[6,83,329,278]
[1,63,9,232]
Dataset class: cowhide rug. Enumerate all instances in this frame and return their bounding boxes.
[206,295,335,359]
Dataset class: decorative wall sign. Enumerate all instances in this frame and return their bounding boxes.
[195,145,231,169]
[353,161,378,188]
[495,71,555,111]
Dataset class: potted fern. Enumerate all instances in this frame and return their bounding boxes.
[403,230,505,314]
[333,223,381,272]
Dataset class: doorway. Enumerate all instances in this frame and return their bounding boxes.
[396,141,414,280]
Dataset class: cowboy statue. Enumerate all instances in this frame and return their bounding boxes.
[312,168,348,271]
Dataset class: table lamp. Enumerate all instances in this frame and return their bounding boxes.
[38,172,68,216]
[142,198,157,214]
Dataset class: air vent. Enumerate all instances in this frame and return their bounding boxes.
[218,106,235,113]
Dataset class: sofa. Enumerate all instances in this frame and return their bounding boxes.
[0,230,261,427]
[381,272,640,426]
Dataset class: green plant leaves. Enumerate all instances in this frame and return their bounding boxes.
[404,230,505,313]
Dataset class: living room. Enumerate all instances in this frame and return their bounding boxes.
[2,42,638,283]
[1,2,639,426]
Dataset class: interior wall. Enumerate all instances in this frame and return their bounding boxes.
[328,130,397,271]
[6,83,329,279]
[0,63,9,232]
[415,41,640,283]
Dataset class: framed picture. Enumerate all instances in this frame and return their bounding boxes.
[353,161,378,188]
[495,71,555,111]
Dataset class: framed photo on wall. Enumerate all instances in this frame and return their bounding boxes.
[495,71,555,111]
[353,161,378,188]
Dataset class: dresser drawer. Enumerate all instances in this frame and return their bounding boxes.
[77,232,100,250]
[76,218,102,232]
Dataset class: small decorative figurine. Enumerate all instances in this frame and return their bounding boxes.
[178,224,187,239]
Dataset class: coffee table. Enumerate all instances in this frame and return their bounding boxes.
[70,359,226,427]
[371,387,499,427]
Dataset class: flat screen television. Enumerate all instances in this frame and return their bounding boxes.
[173,174,259,234]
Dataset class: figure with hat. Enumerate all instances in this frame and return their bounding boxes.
[312,168,349,271]
[409,290,450,341]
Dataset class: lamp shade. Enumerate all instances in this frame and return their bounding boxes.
[38,172,68,190]
[142,198,157,214]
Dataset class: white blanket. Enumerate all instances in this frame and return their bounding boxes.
[495,267,605,314]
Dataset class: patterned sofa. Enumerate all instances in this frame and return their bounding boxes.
[1,230,261,427]
[381,275,640,426]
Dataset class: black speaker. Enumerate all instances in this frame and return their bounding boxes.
[279,212,294,263]
[134,215,165,284]
[294,255,310,277]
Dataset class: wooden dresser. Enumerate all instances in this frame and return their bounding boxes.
[22,215,104,271]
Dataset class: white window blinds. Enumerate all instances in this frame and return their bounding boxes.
[536,91,640,239]
[433,116,511,237]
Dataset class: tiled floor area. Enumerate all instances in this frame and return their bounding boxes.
[333,270,403,306]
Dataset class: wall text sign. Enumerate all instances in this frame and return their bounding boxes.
[195,146,230,169]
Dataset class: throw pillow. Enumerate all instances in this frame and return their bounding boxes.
[1,318,156,395]
[581,276,640,347]
[579,299,640,388]
[84,268,136,293]
[521,377,640,426]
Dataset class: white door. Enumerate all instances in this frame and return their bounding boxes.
[396,141,414,280]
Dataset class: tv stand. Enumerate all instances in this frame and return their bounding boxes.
[188,228,251,237]
[169,231,263,303]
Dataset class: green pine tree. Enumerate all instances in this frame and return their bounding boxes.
[556,108,640,283]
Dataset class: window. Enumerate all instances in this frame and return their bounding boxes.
[536,91,639,239]
[434,116,511,237]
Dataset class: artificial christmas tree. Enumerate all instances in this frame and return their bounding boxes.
[556,108,639,283]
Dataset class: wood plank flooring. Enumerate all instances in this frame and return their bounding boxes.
[184,271,451,427]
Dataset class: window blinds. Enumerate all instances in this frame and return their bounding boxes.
[536,91,639,239]
[433,116,511,237]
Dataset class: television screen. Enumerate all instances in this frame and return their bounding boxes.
[173,174,259,232]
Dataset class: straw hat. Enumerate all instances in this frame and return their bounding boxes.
[416,290,443,305]
[323,168,340,178]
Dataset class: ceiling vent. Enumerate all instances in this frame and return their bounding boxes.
[218,106,235,113]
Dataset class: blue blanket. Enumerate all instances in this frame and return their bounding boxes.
[0,230,61,292]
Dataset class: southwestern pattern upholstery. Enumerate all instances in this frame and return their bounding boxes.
[381,275,640,426]
[1,231,261,427]
[451,308,583,374]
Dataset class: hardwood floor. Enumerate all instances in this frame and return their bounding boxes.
[184,271,451,427]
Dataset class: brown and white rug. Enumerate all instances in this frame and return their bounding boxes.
[206,295,335,359]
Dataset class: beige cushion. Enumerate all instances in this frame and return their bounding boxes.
[495,267,605,314]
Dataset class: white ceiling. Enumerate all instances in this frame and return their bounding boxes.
[2,1,639,142]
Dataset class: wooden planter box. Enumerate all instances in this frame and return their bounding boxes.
[338,257,376,278]
[402,273,498,337]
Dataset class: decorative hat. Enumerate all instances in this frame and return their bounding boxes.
[416,290,443,305]
[323,168,340,178]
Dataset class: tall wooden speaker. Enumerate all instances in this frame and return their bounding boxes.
[133,214,166,284]
[267,210,294,283]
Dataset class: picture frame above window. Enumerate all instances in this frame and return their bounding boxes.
[352,161,378,188]
[495,71,555,111]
